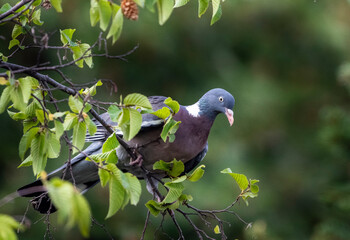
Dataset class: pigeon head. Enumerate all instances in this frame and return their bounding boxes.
[186,88,235,126]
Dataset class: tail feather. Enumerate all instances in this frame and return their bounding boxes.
[17,142,103,214]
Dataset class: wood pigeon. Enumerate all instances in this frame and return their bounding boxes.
[17,88,235,213]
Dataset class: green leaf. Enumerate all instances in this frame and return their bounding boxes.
[8,39,19,50]
[128,108,142,140]
[99,168,110,187]
[187,164,205,182]
[51,0,63,12]
[79,44,93,68]
[198,0,209,17]
[18,155,33,168]
[0,4,12,15]
[23,119,38,133]
[46,178,91,236]
[54,120,64,140]
[106,175,125,218]
[102,132,119,153]
[82,80,102,97]
[162,182,184,204]
[118,108,142,141]
[179,194,193,202]
[174,0,190,8]
[47,132,61,158]
[161,117,181,142]
[71,45,86,68]
[31,132,48,176]
[85,115,97,136]
[60,29,77,46]
[72,121,86,154]
[68,95,83,113]
[124,93,152,109]
[107,4,123,43]
[210,0,222,25]
[151,107,171,119]
[164,97,180,114]
[124,173,142,205]
[89,150,118,164]
[12,24,23,39]
[35,109,46,124]
[72,194,91,237]
[214,225,220,234]
[134,0,145,7]
[157,0,174,25]
[32,9,43,25]
[63,113,78,130]
[221,168,249,191]
[90,0,100,27]
[0,214,23,240]
[171,175,187,183]
[0,85,14,113]
[250,184,259,194]
[19,127,39,160]
[98,0,112,31]
[153,160,184,177]
[24,100,40,117]
[108,105,122,122]
[145,200,166,216]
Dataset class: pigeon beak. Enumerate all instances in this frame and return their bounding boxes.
[225,108,234,126]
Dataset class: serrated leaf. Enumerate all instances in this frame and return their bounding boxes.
[157,0,174,25]
[153,159,185,177]
[171,175,187,183]
[174,0,189,8]
[31,132,47,176]
[0,4,12,15]
[124,93,152,109]
[11,80,30,111]
[128,108,142,141]
[151,107,171,119]
[23,119,38,133]
[0,86,14,113]
[90,0,100,27]
[162,182,184,204]
[198,0,209,17]
[68,95,83,113]
[72,121,86,154]
[98,0,112,31]
[85,116,96,136]
[19,127,39,160]
[102,132,119,153]
[210,0,222,25]
[47,132,60,158]
[221,168,249,191]
[179,194,193,202]
[99,168,110,187]
[106,175,125,218]
[187,164,205,182]
[51,0,63,12]
[108,105,122,122]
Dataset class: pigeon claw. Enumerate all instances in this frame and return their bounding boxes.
[129,154,143,167]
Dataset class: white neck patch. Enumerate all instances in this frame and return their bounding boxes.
[186,102,200,117]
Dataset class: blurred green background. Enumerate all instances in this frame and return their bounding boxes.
[1,0,350,239]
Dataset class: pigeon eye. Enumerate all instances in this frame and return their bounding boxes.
[219,96,224,102]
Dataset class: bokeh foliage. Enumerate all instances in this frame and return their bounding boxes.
[0,0,350,239]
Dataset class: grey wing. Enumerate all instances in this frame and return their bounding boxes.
[184,143,208,173]
[86,96,169,142]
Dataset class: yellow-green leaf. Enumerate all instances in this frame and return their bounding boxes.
[51,0,63,12]
[157,0,174,25]
[98,0,112,31]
